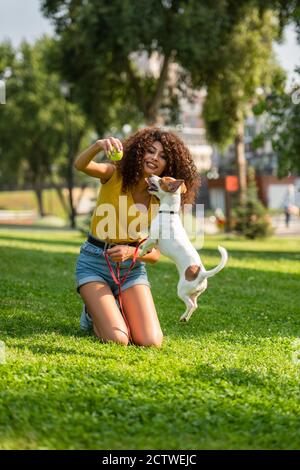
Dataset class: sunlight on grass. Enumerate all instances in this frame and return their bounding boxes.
[1,229,300,449]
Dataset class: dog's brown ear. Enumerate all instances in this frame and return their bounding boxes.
[171,180,187,194]
[168,179,185,193]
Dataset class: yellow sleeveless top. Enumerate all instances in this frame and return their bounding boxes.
[90,167,160,243]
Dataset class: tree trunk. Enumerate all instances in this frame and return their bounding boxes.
[67,130,85,228]
[34,183,45,217]
[65,144,77,229]
[126,51,173,125]
[67,169,76,229]
[50,179,69,216]
[145,52,173,124]
[235,119,247,205]
[63,99,77,229]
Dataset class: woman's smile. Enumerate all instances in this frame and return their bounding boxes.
[145,161,158,170]
[143,140,167,176]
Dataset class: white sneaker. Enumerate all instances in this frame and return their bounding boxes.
[80,304,93,332]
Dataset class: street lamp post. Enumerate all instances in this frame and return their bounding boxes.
[60,81,76,229]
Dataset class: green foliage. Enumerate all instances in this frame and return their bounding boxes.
[233,167,273,239]
[253,73,300,177]
[0,37,87,189]
[203,9,282,148]
[1,229,300,449]
[40,0,289,129]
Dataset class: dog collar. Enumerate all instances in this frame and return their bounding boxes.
[159,210,179,214]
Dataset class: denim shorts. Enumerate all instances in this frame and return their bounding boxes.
[75,239,151,297]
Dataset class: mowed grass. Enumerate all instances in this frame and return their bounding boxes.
[0,229,300,450]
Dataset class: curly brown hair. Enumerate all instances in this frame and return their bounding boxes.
[114,127,201,206]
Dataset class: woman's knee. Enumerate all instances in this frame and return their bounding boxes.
[95,328,129,346]
[134,331,164,348]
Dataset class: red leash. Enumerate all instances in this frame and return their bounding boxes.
[103,238,148,342]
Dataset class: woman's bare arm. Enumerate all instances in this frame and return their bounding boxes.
[74,138,122,183]
[135,247,160,264]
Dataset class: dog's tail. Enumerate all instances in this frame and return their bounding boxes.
[203,245,228,278]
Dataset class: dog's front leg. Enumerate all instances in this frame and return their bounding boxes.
[138,238,158,257]
[179,294,197,322]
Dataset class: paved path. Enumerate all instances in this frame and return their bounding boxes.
[272,215,300,237]
[203,215,300,237]
[0,213,299,237]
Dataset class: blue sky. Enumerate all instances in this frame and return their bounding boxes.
[0,0,54,45]
[0,0,299,84]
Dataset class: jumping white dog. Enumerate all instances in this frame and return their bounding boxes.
[138,175,228,322]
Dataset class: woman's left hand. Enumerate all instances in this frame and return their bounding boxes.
[106,245,135,262]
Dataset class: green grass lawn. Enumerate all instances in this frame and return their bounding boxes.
[0,229,300,450]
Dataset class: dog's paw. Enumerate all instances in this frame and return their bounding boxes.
[179,314,188,322]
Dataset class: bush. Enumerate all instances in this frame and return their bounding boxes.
[233,167,273,239]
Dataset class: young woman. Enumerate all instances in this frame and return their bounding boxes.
[74,127,200,347]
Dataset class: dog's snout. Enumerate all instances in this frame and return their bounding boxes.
[145,175,159,193]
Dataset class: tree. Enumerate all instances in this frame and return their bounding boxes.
[233,166,273,239]
[0,37,87,226]
[39,1,299,211]
[202,8,285,204]
[252,1,300,177]
[252,70,300,177]
[41,0,282,133]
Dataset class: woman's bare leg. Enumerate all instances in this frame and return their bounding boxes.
[121,284,163,348]
[79,282,129,345]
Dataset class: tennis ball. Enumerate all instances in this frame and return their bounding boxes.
[107,149,123,161]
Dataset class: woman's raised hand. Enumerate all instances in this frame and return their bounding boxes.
[96,137,123,158]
